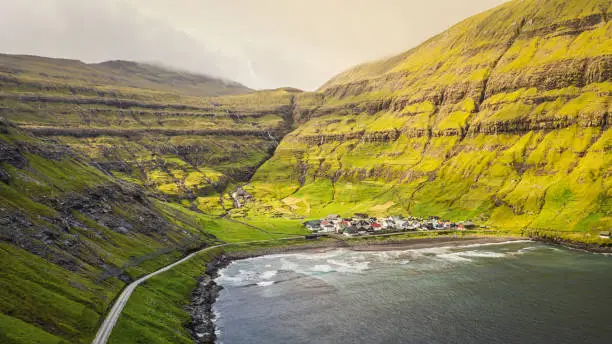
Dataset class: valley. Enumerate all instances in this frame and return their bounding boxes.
[0,0,610,343]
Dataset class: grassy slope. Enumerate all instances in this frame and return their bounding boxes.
[246,0,611,242]
[107,247,224,344]
[0,119,306,343]
[0,54,307,344]
[0,54,251,97]
[1,55,301,212]
[1,0,610,343]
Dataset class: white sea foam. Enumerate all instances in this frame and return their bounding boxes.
[456,251,507,258]
[280,258,298,271]
[311,264,335,273]
[216,269,258,285]
[260,270,278,279]
[454,240,533,249]
[436,253,473,262]
[327,259,369,273]
[257,281,275,287]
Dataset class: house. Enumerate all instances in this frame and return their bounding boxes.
[381,218,395,229]
[303,220,321,231]
[355,220,371,230]
[402,222,416,231]
[394,217,407,228]
[320,223,336,233]
[344,225,359,236]
[390,215,404,223]
[600,231,611,239]
[334,222,348,234]
[326,214,341,222]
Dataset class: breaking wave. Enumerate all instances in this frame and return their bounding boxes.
[216,241,546,287]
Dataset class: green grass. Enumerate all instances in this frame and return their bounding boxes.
[1,0,611,343]
[108,247,224,344]
[0,314,64,344]
[0,244,124,344]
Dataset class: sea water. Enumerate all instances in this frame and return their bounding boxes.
[213,241,612,344]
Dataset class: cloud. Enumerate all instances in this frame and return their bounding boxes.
[0,0,507,90]
[0,0,253,85]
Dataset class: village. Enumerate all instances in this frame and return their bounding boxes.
[304,213,478,237]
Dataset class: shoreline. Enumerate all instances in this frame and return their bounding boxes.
[187,234,610,344]
[187,235,524,344]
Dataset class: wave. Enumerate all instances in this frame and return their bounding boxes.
[260,270,278,279]
[257,281,275,287]
[218,241,540,287]
[311,264,335,273]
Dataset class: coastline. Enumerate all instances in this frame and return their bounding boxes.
[187,233,610,344]
[187,235,525,344]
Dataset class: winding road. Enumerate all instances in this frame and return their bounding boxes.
[92,237,304,344]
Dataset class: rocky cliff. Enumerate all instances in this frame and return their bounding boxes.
[246,0,611,237]
[1,55,302,215]
[0,57,299,342]
[0,0,610,342]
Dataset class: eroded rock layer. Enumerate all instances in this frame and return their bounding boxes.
[246,0,611,235]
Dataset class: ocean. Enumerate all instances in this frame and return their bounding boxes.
[213,241,612,344]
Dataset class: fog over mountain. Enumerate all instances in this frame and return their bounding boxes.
[0,0,506,90]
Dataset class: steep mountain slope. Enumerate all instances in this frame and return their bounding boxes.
[1,55,300,214]
[0,56,304,342]
[0,54,251,97]
[247,0,611,239]
[0,0,610,342]
[0,117,291,343]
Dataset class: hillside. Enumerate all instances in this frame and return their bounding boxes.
[0,54,251,97]
[1,54,302,215]
[0,55,304,342]
[245,0,611,240]
[0,0,610,342]
[0,116,305,343]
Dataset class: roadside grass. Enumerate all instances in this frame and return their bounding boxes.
[108,247,224,344]
[108,237,317,344]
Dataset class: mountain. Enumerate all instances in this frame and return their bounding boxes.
[246,0,611,237]
[0,0,610,342]
[1,53,299,215]
[0,54,251,97]
[0,54,299,342]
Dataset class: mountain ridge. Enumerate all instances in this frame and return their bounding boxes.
[0,53,252,97]
[0,0,610,343]
[244,0,611,237]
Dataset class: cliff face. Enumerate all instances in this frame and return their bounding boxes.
[0,115,295,343]
[0,0,610,341]
[0,57,300,342]
[246,0,611,235]
[1,55,300,214]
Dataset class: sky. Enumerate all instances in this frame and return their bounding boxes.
[0,0,507,90]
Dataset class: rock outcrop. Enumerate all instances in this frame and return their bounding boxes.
[247,0,611,234]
